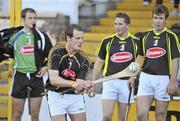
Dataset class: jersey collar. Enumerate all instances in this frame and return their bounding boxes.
[153,27,167,36]
[116,32,130,41]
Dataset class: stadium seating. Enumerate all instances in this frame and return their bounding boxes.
[82,0,180,63]
[0,60,13,120]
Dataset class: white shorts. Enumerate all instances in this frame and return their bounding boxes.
[102,79,134,103]
[137,72,170,101]
[47,90,86,116]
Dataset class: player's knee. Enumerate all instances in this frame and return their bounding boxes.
[119,117,125,121]
[13,109,23,120]
[31,109,40,120]
[13,115,22,121]
[155,110,167,121]
[102,115,112,121]
[137,111,148,121]
[31,112,39,121]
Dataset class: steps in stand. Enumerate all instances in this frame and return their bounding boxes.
[99,17,179,27]
[0,104,8,119]
[91,26,150,33]
[116,2,173,11]
[84,33,112,42]
[83,0,179,63]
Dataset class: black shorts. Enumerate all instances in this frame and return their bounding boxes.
[11,71,45,98]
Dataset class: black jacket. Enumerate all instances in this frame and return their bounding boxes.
[0,26,52,71]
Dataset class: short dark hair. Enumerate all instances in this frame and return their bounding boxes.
[21,8,36,19]
[115,12,131,24]
[152,5,169,19]
[64,24,83,41]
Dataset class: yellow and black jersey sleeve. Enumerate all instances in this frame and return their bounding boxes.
[97,35,115,60]
[167,30,180,59]
[77,51,90,79]
[137,30,151,56]
[47,44,64,70]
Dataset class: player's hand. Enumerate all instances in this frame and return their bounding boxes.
[87,86,96,97]
[83,80,94,90]
[82,81,95,97]
[167,81,176,95]
[127,77,135,89]
[36,66,48,77]
[72,81,84,91]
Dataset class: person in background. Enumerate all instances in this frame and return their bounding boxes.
[143,0,162,6]
[134,5,180,121]
[172,0,180,17]
[92,12,139,121]
[47,24,93,121]
[143,0,180,17]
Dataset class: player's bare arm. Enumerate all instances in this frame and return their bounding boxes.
[48,70,92,91]
[135,55,145,68]
[36,66,48,77]
[92,57,105,81]
[167,58,179,95]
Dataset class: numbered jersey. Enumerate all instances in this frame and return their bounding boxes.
[47,44,89,93]
[97,33,139,77]
[138,28,180,75]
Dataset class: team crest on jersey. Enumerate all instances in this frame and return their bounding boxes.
[20,45,34,54]
[110,52,132,63]
[62,68,76,80]
[146,47,166,58]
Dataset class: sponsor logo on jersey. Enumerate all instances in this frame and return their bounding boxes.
[20,45,34,54]
[62,68,76,80]
[146,47,166,58]
[110,52,132,63]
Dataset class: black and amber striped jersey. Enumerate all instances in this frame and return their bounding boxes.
[138,28,180,75]
[97,33,139,78]
[47,44,89,93]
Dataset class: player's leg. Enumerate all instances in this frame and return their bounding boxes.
[153,75,170,121]
[30,76,44,121]
[30,97,42,121]
[12,97,26,121]
[11,72,27,121]
[51,115,67,121]
[118,79,134,121]
[101,79,119,121]
[155,100,169,121]
[118,102,128,121]
[102,99,116,121]
[69,112,86,121]
[136,72,154,121]
[136,96,153,121]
